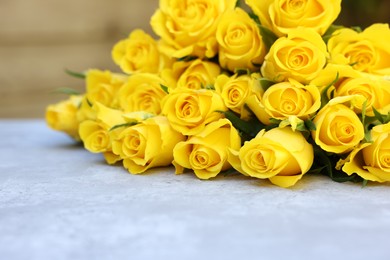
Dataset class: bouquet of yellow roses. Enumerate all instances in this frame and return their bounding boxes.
[46,0,390,188]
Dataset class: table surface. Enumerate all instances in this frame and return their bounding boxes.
[1,119,390,260]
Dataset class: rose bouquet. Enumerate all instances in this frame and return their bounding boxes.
[46,0,390,188]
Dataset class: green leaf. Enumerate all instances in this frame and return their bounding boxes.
[258,78,275,91]
[204,84,215,90]
[295,122,308,132]
[160,84,169,94]
[177,55,197,62]
[51,87,81,95]
[258,25,279,51]
[322,24,345,43]
[269,118,281,125]
[371,107,390,125]
[222,168,240,177]
[304,119,316,131]
[65,69,86,79]
[311,142,364,183]
[235,0,242,8]
[109,122,138,131]
[218,110,263,139]
[351,26,363,33]
[86,98,93,107]
[248,12,261,25]
[320,72,339,108]
[234,68,251,76]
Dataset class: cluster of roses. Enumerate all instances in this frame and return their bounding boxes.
[46,0,390,188]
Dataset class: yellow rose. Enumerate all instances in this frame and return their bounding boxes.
[341,122,390,183]
[150,0,236,58]
[247,78,321,125]
[113,116,185,174]
[310,63,362,90]
[118,73,168,115]
[335,76,390,116]
[228,127,314,188]
[261,28,328,83]
[111,111,159,160]
[216,8,266,72]
[215,73,262,120]
[86,69,127,108]
[76,95,97,123]
[161,88,227,136]
[245,0,341,36]
[79,120,111,153]
[175,59,221,90]
[327,24,390,75]
[173,118,241,179]
[46,95,83,140]
[311,97,365,154]
[312,63,390,116]
[112,29,171,74]
[79,103,127,164]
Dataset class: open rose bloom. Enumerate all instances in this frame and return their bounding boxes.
[46,0,390,188]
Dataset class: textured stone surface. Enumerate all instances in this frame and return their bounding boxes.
[1,119,390,260]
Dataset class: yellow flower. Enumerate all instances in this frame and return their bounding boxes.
[78,103,127,164]
[46,95,83,140]
[247,78,321,125]
[328,24,390,75]
[150,0,236,58]
[245,0,341,36]
[215,73,262,120]
[335,76,390,116]
[310,63,362,89]
[113,116,185,174]
[161,88,227,136]
[112,29,171,74]
[228,127,314,188]
[311,97,365,154]
[261,28,328,83]
[79,120,111,153]
[118,73,168,115]
[341,122,390,183]
[216,8,266,72]
[76,95,97,123]
[86,69,127,108]
[175,59,221,90]
[173,118,241,179]
[312,63,390,116]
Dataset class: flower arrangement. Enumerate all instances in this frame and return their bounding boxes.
[46,0,390,188]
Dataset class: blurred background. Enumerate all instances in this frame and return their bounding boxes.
[0,0,389,118]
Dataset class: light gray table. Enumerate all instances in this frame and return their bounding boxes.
[1,119,390,260]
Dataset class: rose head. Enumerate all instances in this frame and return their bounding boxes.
[46,95,82,141]
[228,127,314,188]
[215,73,262,120]
[247,78,321,125]
[151,0,236,58]
[118,73,168,115]
[161,88,227,136]
[328,24,390,75]
[261,28,328,84]
[245,0,341,36]
[112,116,185,174]
[342,122,390,183]
[112,29,171,74]
[311,98,365,154]
[216,8,266,72]
[173,118,241,179]
[85,69,127,108]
